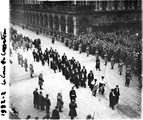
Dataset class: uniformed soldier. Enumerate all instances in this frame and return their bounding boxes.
[79,44,82,54]
[24,58,28,71]
[110,56,115,69]
[119,59,123,75]
[30,64,34,78]
[95,49,99,60]
[86,46,89,57]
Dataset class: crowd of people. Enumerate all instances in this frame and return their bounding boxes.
[10,25,141,119]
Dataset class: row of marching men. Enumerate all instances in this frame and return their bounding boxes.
[17,53,34,78]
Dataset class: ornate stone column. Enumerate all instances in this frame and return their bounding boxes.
[59,15,61,32]
[65,16,68,33]
[73,16,77,36]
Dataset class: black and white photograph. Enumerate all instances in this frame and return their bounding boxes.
[6,0,143,119]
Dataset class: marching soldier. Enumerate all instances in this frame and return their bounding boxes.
[24,59,28,72]
[95,49,99,60]
[29,64,34,78]
[79,44,82,54]
[104,52,108,65]
[110,56,115,69]
[86,46,89,57]
[119,59,123,75]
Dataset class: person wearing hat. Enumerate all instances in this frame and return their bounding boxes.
[52,106,60,119]
[68,100,77,119]
[109,89,116,110]
[114,85,120,104]
[33,88,39,108]
[44,94,51,115]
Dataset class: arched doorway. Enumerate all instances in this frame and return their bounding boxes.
[40,14,43,26]
[67,16,73,34]
[54,15,59,31]
[33,13,35,25]
[78,17,89,34]
[36,13,39,26]
[44,14,48,28]
[60,16,66,33]
[49,15,53,29]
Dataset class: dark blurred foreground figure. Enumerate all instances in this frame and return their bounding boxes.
[69,100,77,119]
[52,106,60,119]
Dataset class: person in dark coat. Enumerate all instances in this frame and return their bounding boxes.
[57,58,62,72]
[96,58,101,71]
[125,70,132,87]
[70,70,75,83]
[80,72,86,87]
[69,100,77,119]
[75,74,80,89]
[52,106,60,119]
[38,91,45,110]
[33,88,39,108]
[38,73,44,90]
[69,86,77,102]
[62,64,66,76]
[88,71,94,89]
[52,61,57,73]
[109,89,116,110]
[114,85,120,104]
[81,66,87,76]
[44,94,51,115]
